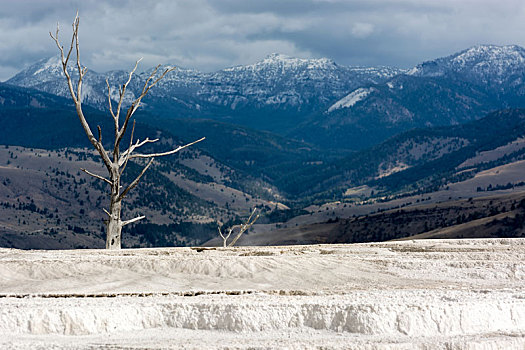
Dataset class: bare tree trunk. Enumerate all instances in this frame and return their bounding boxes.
[106,179,122,249]
[106,200,122,249]
[50,13,203,249]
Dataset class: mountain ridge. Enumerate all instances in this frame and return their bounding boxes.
[8,44,525,150]
[7,52,401,110]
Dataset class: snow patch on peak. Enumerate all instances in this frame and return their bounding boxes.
[328,87,375,112]
[264,53,290,61]
[407,44,525,78]
[455,44,522,58]
[451,44,525,66]
[405,66,420,76]
[307,57,336,70]
[236,53,337,71]
[33,56,62,75]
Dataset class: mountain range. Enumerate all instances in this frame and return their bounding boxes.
[6,54,400,137]
[7,45,525,150]
[3,44,525,247]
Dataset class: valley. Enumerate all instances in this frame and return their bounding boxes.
[0,146,282,249]
[2,44,525,249]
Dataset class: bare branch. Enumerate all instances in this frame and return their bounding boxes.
[106,79,116,119]
[49,23,77,103]
[118,158,154,201]
[218,226,233,248]
[218,209,260,247]
[103,208,110,217]
[228,209,260,247]
[68,11,79,65]
[115,58,142,123]
[112,59,144,151]
[141,65,176,96]
[119,137,159,166]
[132,137,159,149]
[138,65,160,98]
[116,64,176,149]
[122,215,146,226]
[50,14,113,173]
[119,120,136,175]
[128,137,205,161]
[97,125,102,143]
[73,13,86,102]
[80,168,112,185]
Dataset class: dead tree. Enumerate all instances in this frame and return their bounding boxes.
[50,13,204,249]
[218,208,260,247]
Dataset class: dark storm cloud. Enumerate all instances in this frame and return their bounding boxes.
[215,0,525,67]
[0,0,524,80]
[209,0,451,16]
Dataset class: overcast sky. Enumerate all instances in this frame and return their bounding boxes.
[0,0,524,81]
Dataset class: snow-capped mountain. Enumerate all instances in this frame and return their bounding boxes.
[326,45,525,115]
[7,45,525,150]
[7,56,129,108]
[7,53,401,116]
[196,53,400,110]
[294,45,525,149]
[407,45,525,88]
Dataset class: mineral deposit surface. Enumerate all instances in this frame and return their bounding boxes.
[0,239,524,349]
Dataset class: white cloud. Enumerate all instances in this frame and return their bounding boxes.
[351,23,374,38]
